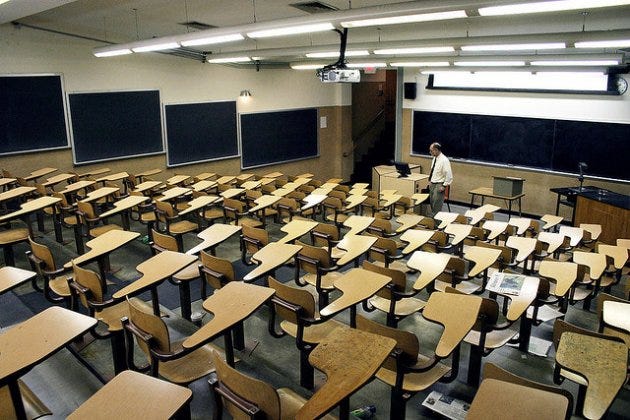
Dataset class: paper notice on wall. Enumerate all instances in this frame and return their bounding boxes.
[320,116,327,128]
[421,391,469,420]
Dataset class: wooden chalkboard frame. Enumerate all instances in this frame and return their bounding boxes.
[0,73,70,156]
[164,100,239,167]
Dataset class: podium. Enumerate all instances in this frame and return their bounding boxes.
[372,164,421,194]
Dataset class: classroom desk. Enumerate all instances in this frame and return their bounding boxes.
[292,177,312,187]
[277,219,318,244]
[555,331,628,419]
[271,187,293,197]
[296,327,396,420]
[23,167,57,182]
[113,251,198,316]
[379,193,402,209]
[178,195,220,217]
[77,167,110,178]
[572,251,606,279]
[602,301,630,334]
[407,250,451,291]
[464,246,502,278]
[319,268,391,326]
[541,214,564,231]
[216,175,236,185]
[132,180,163,195]
[240,180,262,190]
[156,186,191,202]
[295,172,314,178]
[467,378,570,420]
[508,216,533,235]
[558,225,584,248]
[242,243,302,283]
[182,282,274,366]
[80,187,120,204]
[68,370,192,420]
[580,223,602,241]
[506,236,537,266]
[491,274,539,350]
[537,231,565,255]
[42,173,76,189]
[352,182,369,189]
[220,188,245,199]
[395,213,423,233]
[185,224,242,256]
[342,215,375,236]
[597,244,629,276]
[469,187,524,216]
[236,173,255,182]
[166,174,192,186]
[444,223,473,252]
[320,182,339,190]
[95,171,129,184]
[58,180,95,200]
[0,186,36,205]
[465,204,501,225]
[481,220,509,241]
[538,260,578,300]
[301,194,327,211]
[247,194,281,214]
[344,194,367,211]
[0,196,60,239]
[348,187,368,196]
[311,187,335,195]
[135,168,162,182]
[333,234,377,267]
[98,195,149,230]
[0,307,97,419]
[399,229,436,255]
[411,192,430,206]
[262,171,284,178]
[0,266,36,295]
[0,178,17,189]
[190,180,217,192]
[194,172,216,181]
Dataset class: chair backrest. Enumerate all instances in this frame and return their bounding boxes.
[72,263,104,307]
[362,260,405,299]
[151,228,179,253]
[356,314,419,369]
[77,200,98,220]
[127,297,171,357]
[322,196,343,211]
[328,190,347,201]
[242,225,269,250]
[28,238,56,271]
[369,236,398,265]
[444,185,450,200]
[311,223,339,247]
[360,197,379,216]
[268,276,317,322]
[296,240,333,273]
[223,197,245,220]
[154,200,176,218]
[368,218,394,236]
[200,251,236,289]
[334,185,350,194]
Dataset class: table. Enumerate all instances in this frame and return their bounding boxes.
[433,211,460,229]
[0,307,97,419]
[240,180,262,190]
[465,204,501,225]
[0,186,36,204]
[301,194,327,211]
[216,175,236,185]
[96,171,129,183]
[58,180,95,198]
[395,213,423,233]
[540,214,563,230]
[113,251,198,315]
[444,223,473,250]
[98,195,149,230]
[77,167,111,178]
[342,215,375,236]
[135,168,162,182]
[334,234,377,267]
[262,171,284,178]
[348,188,368,196]
[0,196,60,238]
[132,180,163,195]
[580,223,602,241]
[194,172,216,181]
[537,231,564,255]
[0,178,16,190]
[0,267,36,295]
[220,188,245,199]
[508,217,533,235]
[236,173,255,182]
[156,187,191,202]
[602,301,630,334]
[399,229,436,255]
[190,180,217,192]
[467,378,570,420]
[538,260,578,299]
[80,187,120,203]
[296,328,396,420]
[23,167,57,182]
[558,226,584,247]
[464,246,502,278]
[555,332,627,419]
[242,243,302,282]
[295,172,314,178]
[68,370,192,419]
[506,236,537,265]
[352,182,369,189]
[277,219,318,244]
[42,173,77,189]
[407,251,452,291]
[186,224,242,255]
[469,187,524,216]
[344,194,367,211]
[178,195,220,217]
[411,192,429,206]
[481,220,509,241]
[166,174,192,186]
[248,194,281,214]
[183,282,274,366]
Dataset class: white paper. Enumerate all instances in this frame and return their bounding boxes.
[422,391,470,420]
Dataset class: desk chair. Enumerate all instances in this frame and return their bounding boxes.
[368,236,408,273]
[51,191,81,248]
[76,200,122,242]
[433,256,481,294]
[0,226,30,267]
[222,197,263,228]
[596,293,630,347]
[322,196,354,232]
[0,380,51,420]
[154,200,199,251]
[241,225,269,266]
[360,196,388,219]
[539,214,564,232]
[538,260,588,313]
[26,238,71,307]
[129,191,156,237]
[267,276,345,390]
[276,196,313,223]
[294,240,341,309]
[199,251,239,297]
[244,189,278,225]
[355,291,481,419]
[309,222,343,260]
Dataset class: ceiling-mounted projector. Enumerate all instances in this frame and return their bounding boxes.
[317,68,361,83]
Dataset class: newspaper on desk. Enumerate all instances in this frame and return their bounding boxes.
[486,272,529,296]
[421,391,470,420]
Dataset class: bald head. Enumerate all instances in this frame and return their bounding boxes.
[429,142,442,157]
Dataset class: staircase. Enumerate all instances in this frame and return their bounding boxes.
[351,121,395,184]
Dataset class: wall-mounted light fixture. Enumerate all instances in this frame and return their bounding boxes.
[240,90,252,98]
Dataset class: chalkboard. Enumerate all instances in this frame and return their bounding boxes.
[240,108,319,169]
[69,90,164,164]
[411,110,630,181]
[165,101,238,167]
[0,74,69,155]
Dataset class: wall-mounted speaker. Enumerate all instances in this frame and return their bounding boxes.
[404,82,417,100]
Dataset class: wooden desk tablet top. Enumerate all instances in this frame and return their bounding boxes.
[292,177,312,187]
[0,186,36,203]
[555,332,628,420]
[538,260,578,297]
[334,234,377,267]
[352,182,369,189]
[259,177,278,186]
[166,174,192,186]
[64,229,140,269]
[348,187,368,196]
[186,224,242,255]
[411,192,429,205]
[380,189,397,196]
[603,301,630,334]
[469,186,525,200]
[0,178,16,188]
[113,251,198,300]
[248,194,282,213]
[537,231,565,254]
[243,243,303,282]
[220,188,245,199]
[580,223,602,241]
[183,282,274,349]
[325,178,343,184]
[407,251,452,291]
[464,246,502,278]
[156,186,191,202]
[617,238,630,248]
[271,187,293,197]
[319,268,391,318]
[444,223,473,246]
[301,194,327,211]
[58,180,95,195]
[343,215,375,236]
[0,196,60,223]
[262,171,284,178]
[434,211,460,229]
[597,244,629,269]
[558,225,584,247]
[0,266,36,295]
[0,306,97,383]
[216,175,236,185]
[80,187,120,203]
[297,328,396,420]
[236,173,255,182]
[481,220,509,241]
[23,167,57,181]
[178,195,220,216]
[467,379,570,420]
[541,214,564,230]
[320,182,339,190]
[344,194,367,210]
[240,180,262,190]
[77,167,110,178]
[133,180,163,193]
[194,172,216,181]
[95,171,129,182]
[507,217,532,235]
[41,173,75,187]
[396,213,423,233]
[190,180,217,192]
[572,251,607,279]
[276,181,299,192]
[98,195,149,218]
[310,187,334,196]
[498,275,539,321]
[295,172,314,178]
[380,193,402,208]
[135,168,163,178]
[465,204,501,225]
[399,229,436,255]
[505,236,537,262]
[277,220,318,244]
[68,370,192,420]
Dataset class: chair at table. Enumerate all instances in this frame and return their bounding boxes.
[245,189,278,225]
[223,197,263,228]
[294,240,341,309]
[122,297,221,385]
[26,238,72,307]
[276,196,312,223]
[241,225,269,265]
[538,260,588,313]
[367,235,408,273]
[474,241,518,273]
[199,251,239,298]
[129,191,156,237]
[76,200,121,243]
[322,196,353,232]
[433,256,481,294]
[362,261,425,327]
[355,291,481,419]
[596,293,630,347]
[309,222,343,260]
[267,276,345,389]
[360,196,388,219]
[0,226,30,267]
[154,200,199,251]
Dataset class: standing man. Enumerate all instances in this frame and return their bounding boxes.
[428,142,453,217]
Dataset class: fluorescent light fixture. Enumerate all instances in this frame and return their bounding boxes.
[390,62,450,67]
[306,50,369,58]
[0,0,12,4]
[94,49,133,58]
[207,56,251,63]
[180,34,244,47]
[132,42,180,52]
[479,0,630,16]
[291,63,327,70]
[430,71,608,91]
[531,60,620,66]
[341,10,467,28]
[247,23,334,38]
[461,43,566,51]
[454,61,526,66]
[575,39,630,48]
[374,46,454,55]
[346,62,387,68]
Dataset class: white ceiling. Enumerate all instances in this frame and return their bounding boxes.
[4,0,630,67]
